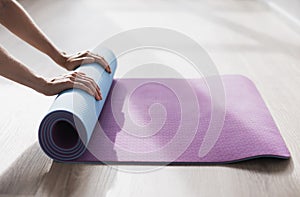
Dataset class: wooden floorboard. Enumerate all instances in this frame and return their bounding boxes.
[0,0,299,196]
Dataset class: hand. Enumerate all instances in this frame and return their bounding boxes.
[56,51,111,73]
[41,71,102,100]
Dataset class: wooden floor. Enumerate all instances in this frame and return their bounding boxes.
[0,0,300,196]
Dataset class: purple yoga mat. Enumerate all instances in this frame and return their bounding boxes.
[69,75,290,164]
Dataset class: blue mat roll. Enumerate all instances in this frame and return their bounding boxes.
[38,47,117,161]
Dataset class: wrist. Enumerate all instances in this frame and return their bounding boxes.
[31,75,49,95]
[45,44,67,67]
[51,50,67,67]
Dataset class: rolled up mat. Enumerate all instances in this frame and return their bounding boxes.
[39,48,117,161]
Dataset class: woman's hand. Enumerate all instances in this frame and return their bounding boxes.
[56,51,111,73]
[41,71,102,100]
[0,0,111,73]
[0,1,110,99]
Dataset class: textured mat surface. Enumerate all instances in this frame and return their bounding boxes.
[40,71,290,163]
[74,76,290,164]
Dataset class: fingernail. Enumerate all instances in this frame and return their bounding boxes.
[106,67,111,73]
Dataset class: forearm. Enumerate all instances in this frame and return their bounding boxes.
[0,0,64,64]
[0,45,46,93]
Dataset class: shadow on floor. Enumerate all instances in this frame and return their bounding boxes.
[0,143,117,196]
[0,142,294,197]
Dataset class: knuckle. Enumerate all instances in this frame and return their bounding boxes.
[91,79,97,84]
[87,77,93,82]
[66,79,73,86]
[67,75,75,80]
[88,81,94,87]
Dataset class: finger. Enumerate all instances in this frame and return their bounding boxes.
[66,72,101,100]
[76,79,102,99]
[103,65,111,73]
[96,58,111,73]
[80,75,100,91]
[76,72,86,76]
[83,52,111,73]
[73,72,98,89]
[75,76,102,99]
[71,72,101,97]
[72,81,101,100]
[94,56,111,73]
